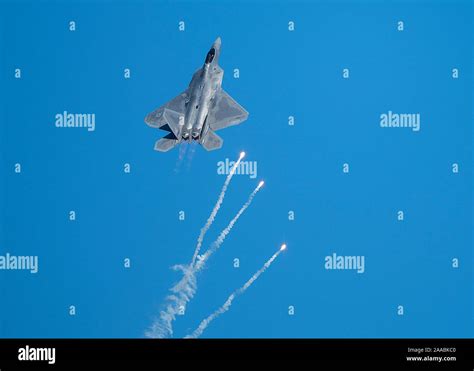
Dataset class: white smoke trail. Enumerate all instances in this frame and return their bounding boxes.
[185,142,198,171]
[145,264,198,339]
[190,152,245,267]
[173,142,188,173]
[194,182,264,273]
[145,180,263,339]
[185,247,284,339]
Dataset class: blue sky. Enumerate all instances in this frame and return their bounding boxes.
[0,0,472,338]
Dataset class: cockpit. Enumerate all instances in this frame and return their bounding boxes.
[205,48,216,64]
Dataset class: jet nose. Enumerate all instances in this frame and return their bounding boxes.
[213,37,222,48]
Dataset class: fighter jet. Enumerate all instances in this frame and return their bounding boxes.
[145,37,249,152]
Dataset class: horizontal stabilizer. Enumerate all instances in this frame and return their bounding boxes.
[201,130,223,151]
[155,137,179,152]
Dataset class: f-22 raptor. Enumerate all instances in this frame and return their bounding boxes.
[145,37,249,152]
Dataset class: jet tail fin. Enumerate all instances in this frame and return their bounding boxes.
[201,130,223,151]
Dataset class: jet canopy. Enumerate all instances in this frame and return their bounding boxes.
[205,48,216,64]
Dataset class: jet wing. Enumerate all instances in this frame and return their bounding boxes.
[208,89,248,131]
[145,90,187,138]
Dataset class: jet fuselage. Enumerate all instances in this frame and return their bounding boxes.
[182,39,223,141]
